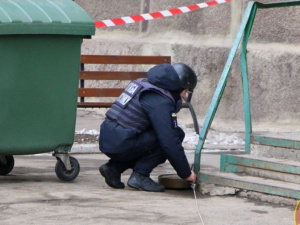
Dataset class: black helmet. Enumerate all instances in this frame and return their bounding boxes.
[173,63,197,92]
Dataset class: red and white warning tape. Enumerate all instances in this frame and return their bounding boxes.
[95,0,232,28]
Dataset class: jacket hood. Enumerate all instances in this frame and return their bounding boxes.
[147,64,182,92]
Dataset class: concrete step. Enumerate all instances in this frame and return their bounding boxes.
[250,132,300,161]
[220,154,300,184]
[200,170,300,199]
[251,132,300,149]
[251,144,300,161]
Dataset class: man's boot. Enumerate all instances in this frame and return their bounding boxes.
[127,171,165,192]
[99,163,125,189]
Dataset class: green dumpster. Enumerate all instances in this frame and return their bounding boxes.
[0,0,95,181]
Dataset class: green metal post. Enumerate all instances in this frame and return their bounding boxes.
[239,0,300,153]
[193,2,256,174]
[194,0,300,175]
[240,5,258,154]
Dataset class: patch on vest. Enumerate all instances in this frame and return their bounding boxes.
[115,81,142,108]
[171,112,178,128]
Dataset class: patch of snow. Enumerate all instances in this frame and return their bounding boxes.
[76,129,99,136]
[75,124,245,149]
[180,124,245,148]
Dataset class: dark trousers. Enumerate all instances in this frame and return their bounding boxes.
[104,129,167,177]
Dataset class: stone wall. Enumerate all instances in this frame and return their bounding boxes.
[75,0,300,131]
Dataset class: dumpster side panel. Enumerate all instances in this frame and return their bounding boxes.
[0,35,82,155]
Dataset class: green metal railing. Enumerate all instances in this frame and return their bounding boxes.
[194,0,300,175]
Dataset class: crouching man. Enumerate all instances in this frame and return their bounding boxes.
[99,63,197,192]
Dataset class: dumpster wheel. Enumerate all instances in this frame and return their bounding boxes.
[0,155,14,175]
[55,156,80,182]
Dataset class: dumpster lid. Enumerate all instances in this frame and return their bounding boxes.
[0,0,95,36]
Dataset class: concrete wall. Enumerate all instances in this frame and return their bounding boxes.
[75,0,300,131]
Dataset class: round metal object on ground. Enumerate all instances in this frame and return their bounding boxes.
[158,174,191,189]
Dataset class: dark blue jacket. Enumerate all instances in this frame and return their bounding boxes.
[100,64,191,179]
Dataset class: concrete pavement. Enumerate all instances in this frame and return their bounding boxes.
[0,152,295,225]
[0,109,297,224]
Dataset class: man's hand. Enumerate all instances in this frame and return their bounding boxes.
[185,170,197,184]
